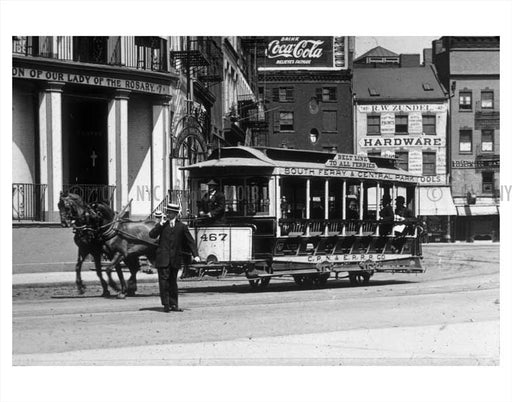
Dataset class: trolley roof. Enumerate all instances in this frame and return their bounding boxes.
[182,146,421,184]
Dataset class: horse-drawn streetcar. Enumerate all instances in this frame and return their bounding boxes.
[180,146,425,288]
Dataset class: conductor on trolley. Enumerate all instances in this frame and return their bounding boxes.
[198,179,226,222]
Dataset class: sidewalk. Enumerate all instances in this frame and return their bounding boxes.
[12,269,159,287]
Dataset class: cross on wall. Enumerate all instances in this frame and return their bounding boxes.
[90,150,98,167]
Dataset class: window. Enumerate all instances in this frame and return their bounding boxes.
[459,130,473,153]
[422,152,436,176]
[459,91,472,110]
[395,151,409,171]
[279,112,294,131]
[422,114,436,135]
[322,111,337,132]
[367,115,380,135]
[481,130,494,152]
[482,171,494,194]
[316,87,337,102]
[481,91,494,109]
[395,114,408,134]
[273,87,294,102]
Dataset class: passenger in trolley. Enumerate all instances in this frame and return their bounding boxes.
[198,179,226,223]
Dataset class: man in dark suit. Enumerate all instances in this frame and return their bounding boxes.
[149,203,200,312]
[198,179,226,222]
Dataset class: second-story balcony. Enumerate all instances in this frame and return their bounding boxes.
[13,36,169,73]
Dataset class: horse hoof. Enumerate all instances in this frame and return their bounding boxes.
[116,293,126,299]
[101,291,111,297]
[126,290,136,297]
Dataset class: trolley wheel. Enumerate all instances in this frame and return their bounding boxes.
[248,264,272,290]
[293,274,313,288]
[348,271,371,286]
[312,273,330,287]
[248,277,271,289]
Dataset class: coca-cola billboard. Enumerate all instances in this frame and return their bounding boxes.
[261,36,347,69]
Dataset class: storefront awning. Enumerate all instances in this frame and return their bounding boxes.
[418,187,457,216]
[456,205,499,216]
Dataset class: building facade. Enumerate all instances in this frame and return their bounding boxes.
[12,36,260,222]
[353,64,456,241]
[256,36,355,152]
[12,36,177,220]
[433,36,500,241]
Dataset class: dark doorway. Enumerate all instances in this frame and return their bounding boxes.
[63,96,108,185]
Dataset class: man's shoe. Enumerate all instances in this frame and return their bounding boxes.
[163,305,170,313]
[169,305,183,312]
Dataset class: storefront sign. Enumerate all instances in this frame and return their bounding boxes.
[452,159,500,169]
[359,136,444,148]
[325,154,377,170]
[12,66,171,95]
[380,113,395,135]
[261,37,347,69]
[419,175,446,185]
[408,112,423,134]
[278,167,418,183]
[358,104,446,113]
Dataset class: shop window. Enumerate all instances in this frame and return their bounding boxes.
[459,91,472,111]
[482,171,494,194]
[422,152,436,176]
[322,111,337,132]
[395,151,409,171]
[367,114,380,135]
[273,87,294,102]
[481,91,494,109]
[279,112,294,131]
[459,130,473,153]
[481,130,494,152]
[422,114,436,135]
[395,114,408,134]
[316,87,337,102]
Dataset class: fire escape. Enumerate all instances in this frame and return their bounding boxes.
[170,37,223,146]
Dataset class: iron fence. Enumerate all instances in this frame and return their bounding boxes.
[12,183,47,221]
[62,184,116,208]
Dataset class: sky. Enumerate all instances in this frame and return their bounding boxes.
[355,36,439,62]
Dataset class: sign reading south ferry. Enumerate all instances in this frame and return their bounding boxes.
[260,36,348,70]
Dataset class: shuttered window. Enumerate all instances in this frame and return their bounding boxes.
[459,130,472,153]
[422,114,436,135]
[422,152,436,176]
[395,114,408,134]
[316,87,337,102]
[367,115,380,135]
[272,87,294,102]
[279,112,294,131]
[395,151,409,171]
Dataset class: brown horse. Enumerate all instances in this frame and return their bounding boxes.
[58,192,158,297]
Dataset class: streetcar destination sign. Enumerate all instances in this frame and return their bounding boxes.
[325,153,377,170]
[278,167,418,183]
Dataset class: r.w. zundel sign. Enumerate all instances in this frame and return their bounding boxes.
[12,67,171,95]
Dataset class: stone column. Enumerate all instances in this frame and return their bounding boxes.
[108,89,130,212]
[152,96,171,210]
[38,81,64,222]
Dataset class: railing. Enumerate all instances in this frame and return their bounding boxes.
[170,37,223,82]
[279,218,420,237]
[62,184,116,208]
[13,36,168,73]
[12,183,47,221]
[148,190,199,219]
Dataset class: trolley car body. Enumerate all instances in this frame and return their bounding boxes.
[181,146,424,287]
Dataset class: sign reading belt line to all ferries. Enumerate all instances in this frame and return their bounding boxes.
[12,67,171,95]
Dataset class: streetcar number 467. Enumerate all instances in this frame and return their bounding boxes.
[200,233,228,241]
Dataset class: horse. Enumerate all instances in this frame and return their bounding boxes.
[58,191,122,297]
[58,192,159,297]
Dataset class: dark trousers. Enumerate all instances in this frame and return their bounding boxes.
[157,265,179,307]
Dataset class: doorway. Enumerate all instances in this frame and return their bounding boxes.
[62,96,108,185]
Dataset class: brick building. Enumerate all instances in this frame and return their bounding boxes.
[433,36,500,241]
[256,36,355,152]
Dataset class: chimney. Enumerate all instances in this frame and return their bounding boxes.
[400,54,420,67]
[423,48,433,65]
